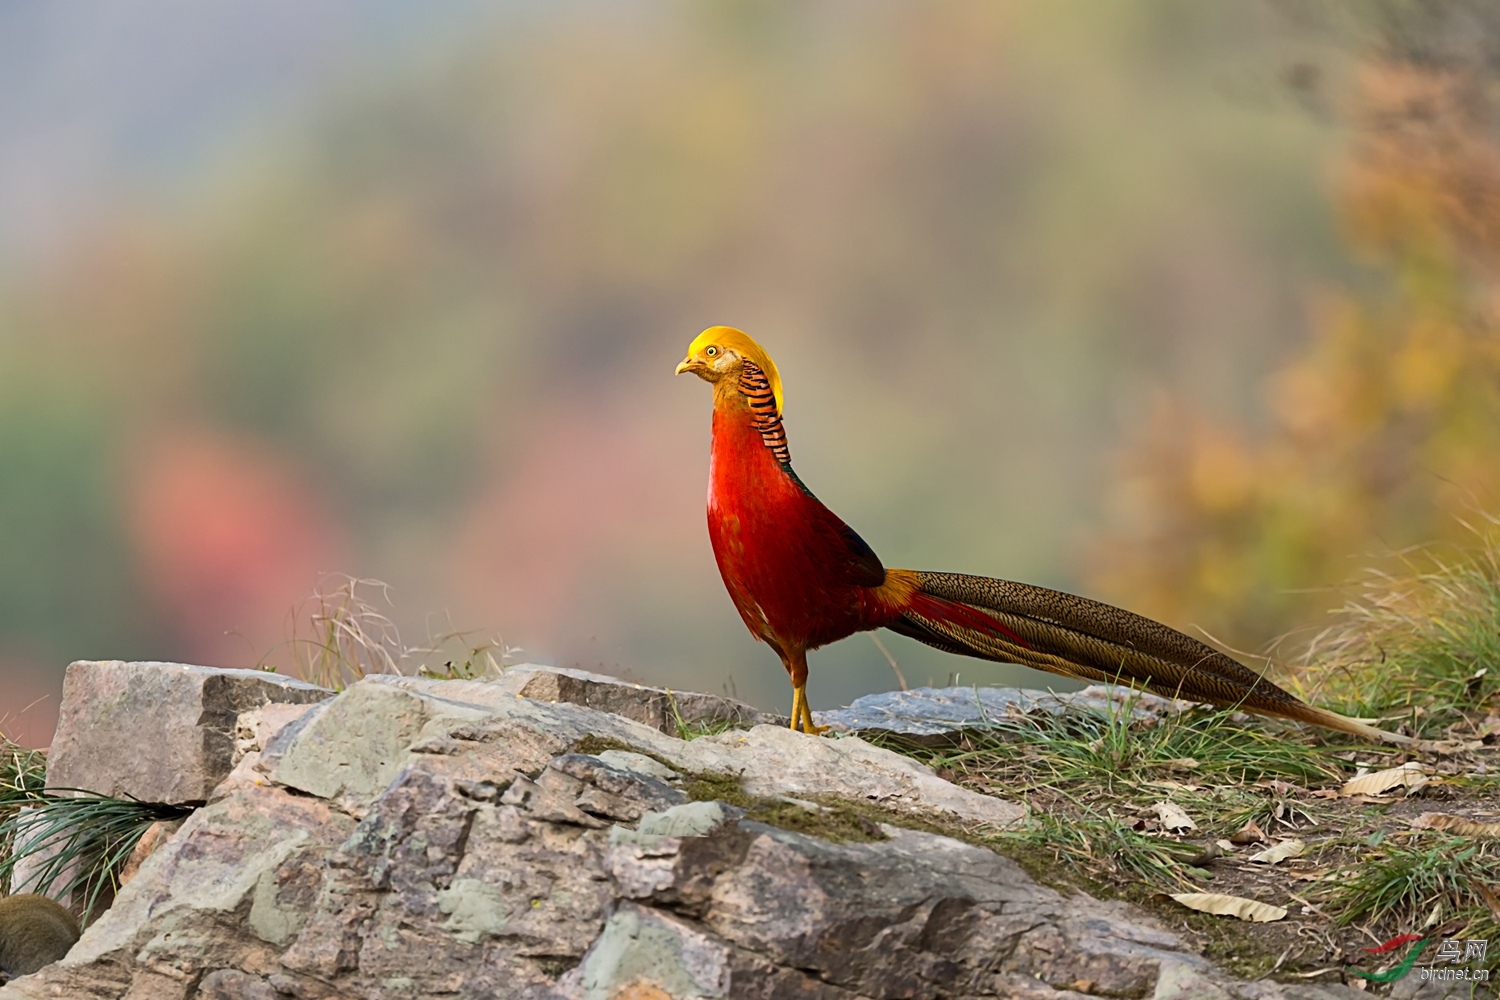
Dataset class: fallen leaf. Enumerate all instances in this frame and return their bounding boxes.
[1476,883,1500,923]
[1341,762,1428,798]
[1169,892,1288,922]
[1411,812,1500,837]
[1249,839,1306,864]
[1255,779,1302,797]
[1422,739,1485,755]
[1153,801,1196,832]
[1229,820,1266,845]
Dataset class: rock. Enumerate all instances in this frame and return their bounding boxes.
[46,661,331,804]
[5,808,68,900]
[636,802,732,840]
[572,904,730,1000]
[196,969,279,1000]
[1388,968,1486,999]
[498,664,780,734]
[592,824,1226,998]
[681,725,1025,830]
[116,819,185,888]
[816,683,1192,740]
[265,675,1022,830]
[232,701,324,769]
[2,667,1366,999]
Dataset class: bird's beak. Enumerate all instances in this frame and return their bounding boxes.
[675,356,699,376]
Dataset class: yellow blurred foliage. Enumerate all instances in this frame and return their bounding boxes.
[1086,56,1500,653]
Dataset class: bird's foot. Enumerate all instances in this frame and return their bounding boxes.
[792,685,830,735]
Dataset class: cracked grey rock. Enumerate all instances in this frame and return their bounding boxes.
[681,723,1025,829]
[816,683,1190,741]
[1,666,1369,1000]
[596,749,682,784]
[497,664,781,734]
[262,675,1025,830]
[549,753,686,822]
[573,904,730,1000]
[46,660,330,804]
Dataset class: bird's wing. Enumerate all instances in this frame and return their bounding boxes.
[779,464,886,589]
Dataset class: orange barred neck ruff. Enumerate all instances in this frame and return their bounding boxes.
[736,360,791,467]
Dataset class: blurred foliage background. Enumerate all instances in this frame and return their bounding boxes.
[1088,1,1500,661]
[1,1,1495,746]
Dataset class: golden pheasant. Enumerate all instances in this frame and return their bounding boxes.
[677,326,1404,743]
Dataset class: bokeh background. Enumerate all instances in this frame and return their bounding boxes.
[3,1,1497,747]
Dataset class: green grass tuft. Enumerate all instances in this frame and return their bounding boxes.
[989,802,1208,889]
[665,691,755,741]
[890,690,1345,798]
[1317,834,1500,934]
[877,694,1357,897]
[0,791,190,920]
[0,736,47,888]
[1296,516,1500,735]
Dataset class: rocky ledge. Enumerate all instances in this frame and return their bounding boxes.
[0,661,1363,999]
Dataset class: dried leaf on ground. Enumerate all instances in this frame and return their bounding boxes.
[1229,819,1266,845]
[1255,779,1303,797]
[1153,801,1196,832]
[1249,839,1306,864]
[1411,812,1500,838]
[1167,893,1288,922]
[1341,762,1428,798]
[1476,882,1500,923]
[1423,739,1485,755]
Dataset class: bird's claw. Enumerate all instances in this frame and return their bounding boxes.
[789,685,830,735]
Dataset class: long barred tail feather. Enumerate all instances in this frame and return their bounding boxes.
[886,570,1408,744]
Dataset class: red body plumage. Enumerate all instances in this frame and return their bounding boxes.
[706,397,898,659]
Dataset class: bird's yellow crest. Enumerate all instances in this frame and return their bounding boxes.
[685,326,784,415]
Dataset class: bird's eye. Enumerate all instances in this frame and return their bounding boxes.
[705,346,719,357]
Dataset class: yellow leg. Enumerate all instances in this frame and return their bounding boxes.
[793,684,829,735]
